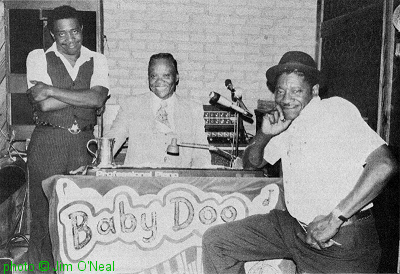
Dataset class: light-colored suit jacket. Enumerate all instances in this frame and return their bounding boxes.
[105,93,211,168]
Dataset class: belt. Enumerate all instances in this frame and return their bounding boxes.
[341,208,373,227]
[36,121,94,134]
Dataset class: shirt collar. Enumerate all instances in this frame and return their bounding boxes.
[46,42,92,63]
[151,92,176,113]
[288,96,321,127]
[300,96,320,115]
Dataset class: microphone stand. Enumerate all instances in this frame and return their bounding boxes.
[232,106,240,164]
[230,96,251,167]
[230,92,240,165]
[220,90,239,167]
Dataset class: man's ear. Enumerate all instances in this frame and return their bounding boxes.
[175,73,180,86]
[50,31,55,40]
[312,84,319,96]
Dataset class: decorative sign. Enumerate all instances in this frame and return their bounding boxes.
[46,177,282,274]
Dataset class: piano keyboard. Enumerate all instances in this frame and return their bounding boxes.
[87,167,264,178]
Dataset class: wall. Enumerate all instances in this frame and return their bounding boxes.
[102,0,318,134]
[0,0,318,142]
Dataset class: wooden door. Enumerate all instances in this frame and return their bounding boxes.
[318,0,384,130]
[318,1,399,272]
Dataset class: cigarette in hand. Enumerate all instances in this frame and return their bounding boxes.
[328,239,342,246]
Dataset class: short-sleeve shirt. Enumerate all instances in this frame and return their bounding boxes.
[264,96,386,224]
[26,42,109,90]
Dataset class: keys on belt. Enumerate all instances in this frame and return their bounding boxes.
[36,119,94,134]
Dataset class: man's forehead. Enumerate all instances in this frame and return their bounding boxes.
[277,72,306,85]
[151,58,173,66]
[53,18,80,30]
[149,59,176,72]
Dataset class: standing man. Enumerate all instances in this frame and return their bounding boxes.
[26,5,109,272]
[202,51,398,273]
[105,53,210,168]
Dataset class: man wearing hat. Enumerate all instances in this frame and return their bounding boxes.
[202,51,398,273]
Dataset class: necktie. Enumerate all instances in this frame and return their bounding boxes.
[155,100,171,128]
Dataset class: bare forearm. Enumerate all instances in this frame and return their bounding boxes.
[336,145,398,218]
[35,98,69,112]
[49,85,109,108]
[243,132,273,169]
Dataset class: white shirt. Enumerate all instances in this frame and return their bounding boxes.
[264,96,386,223]
[26,42,109,90]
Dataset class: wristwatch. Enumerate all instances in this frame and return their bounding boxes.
[332,208,349,222]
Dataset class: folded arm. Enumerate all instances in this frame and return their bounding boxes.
[27,81,109,112]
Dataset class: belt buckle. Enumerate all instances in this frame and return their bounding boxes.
[68,121,81,134]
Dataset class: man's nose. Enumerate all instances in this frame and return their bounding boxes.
[66,32,75,41]
[154,77,165,83]
[282,91,292,103]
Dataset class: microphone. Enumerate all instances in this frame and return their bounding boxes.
[225,79,237,101]
[225,80,251,114]
[209,91,253,118]
[225,79,244,100]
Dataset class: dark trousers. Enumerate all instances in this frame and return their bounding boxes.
[202,209,381,274]
[27,127,93,273]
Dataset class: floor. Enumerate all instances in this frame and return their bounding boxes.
[1,238,28,274]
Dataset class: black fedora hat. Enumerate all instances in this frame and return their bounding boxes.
[266,51,321,86]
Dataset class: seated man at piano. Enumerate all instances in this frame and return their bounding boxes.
[104,53,211,168]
